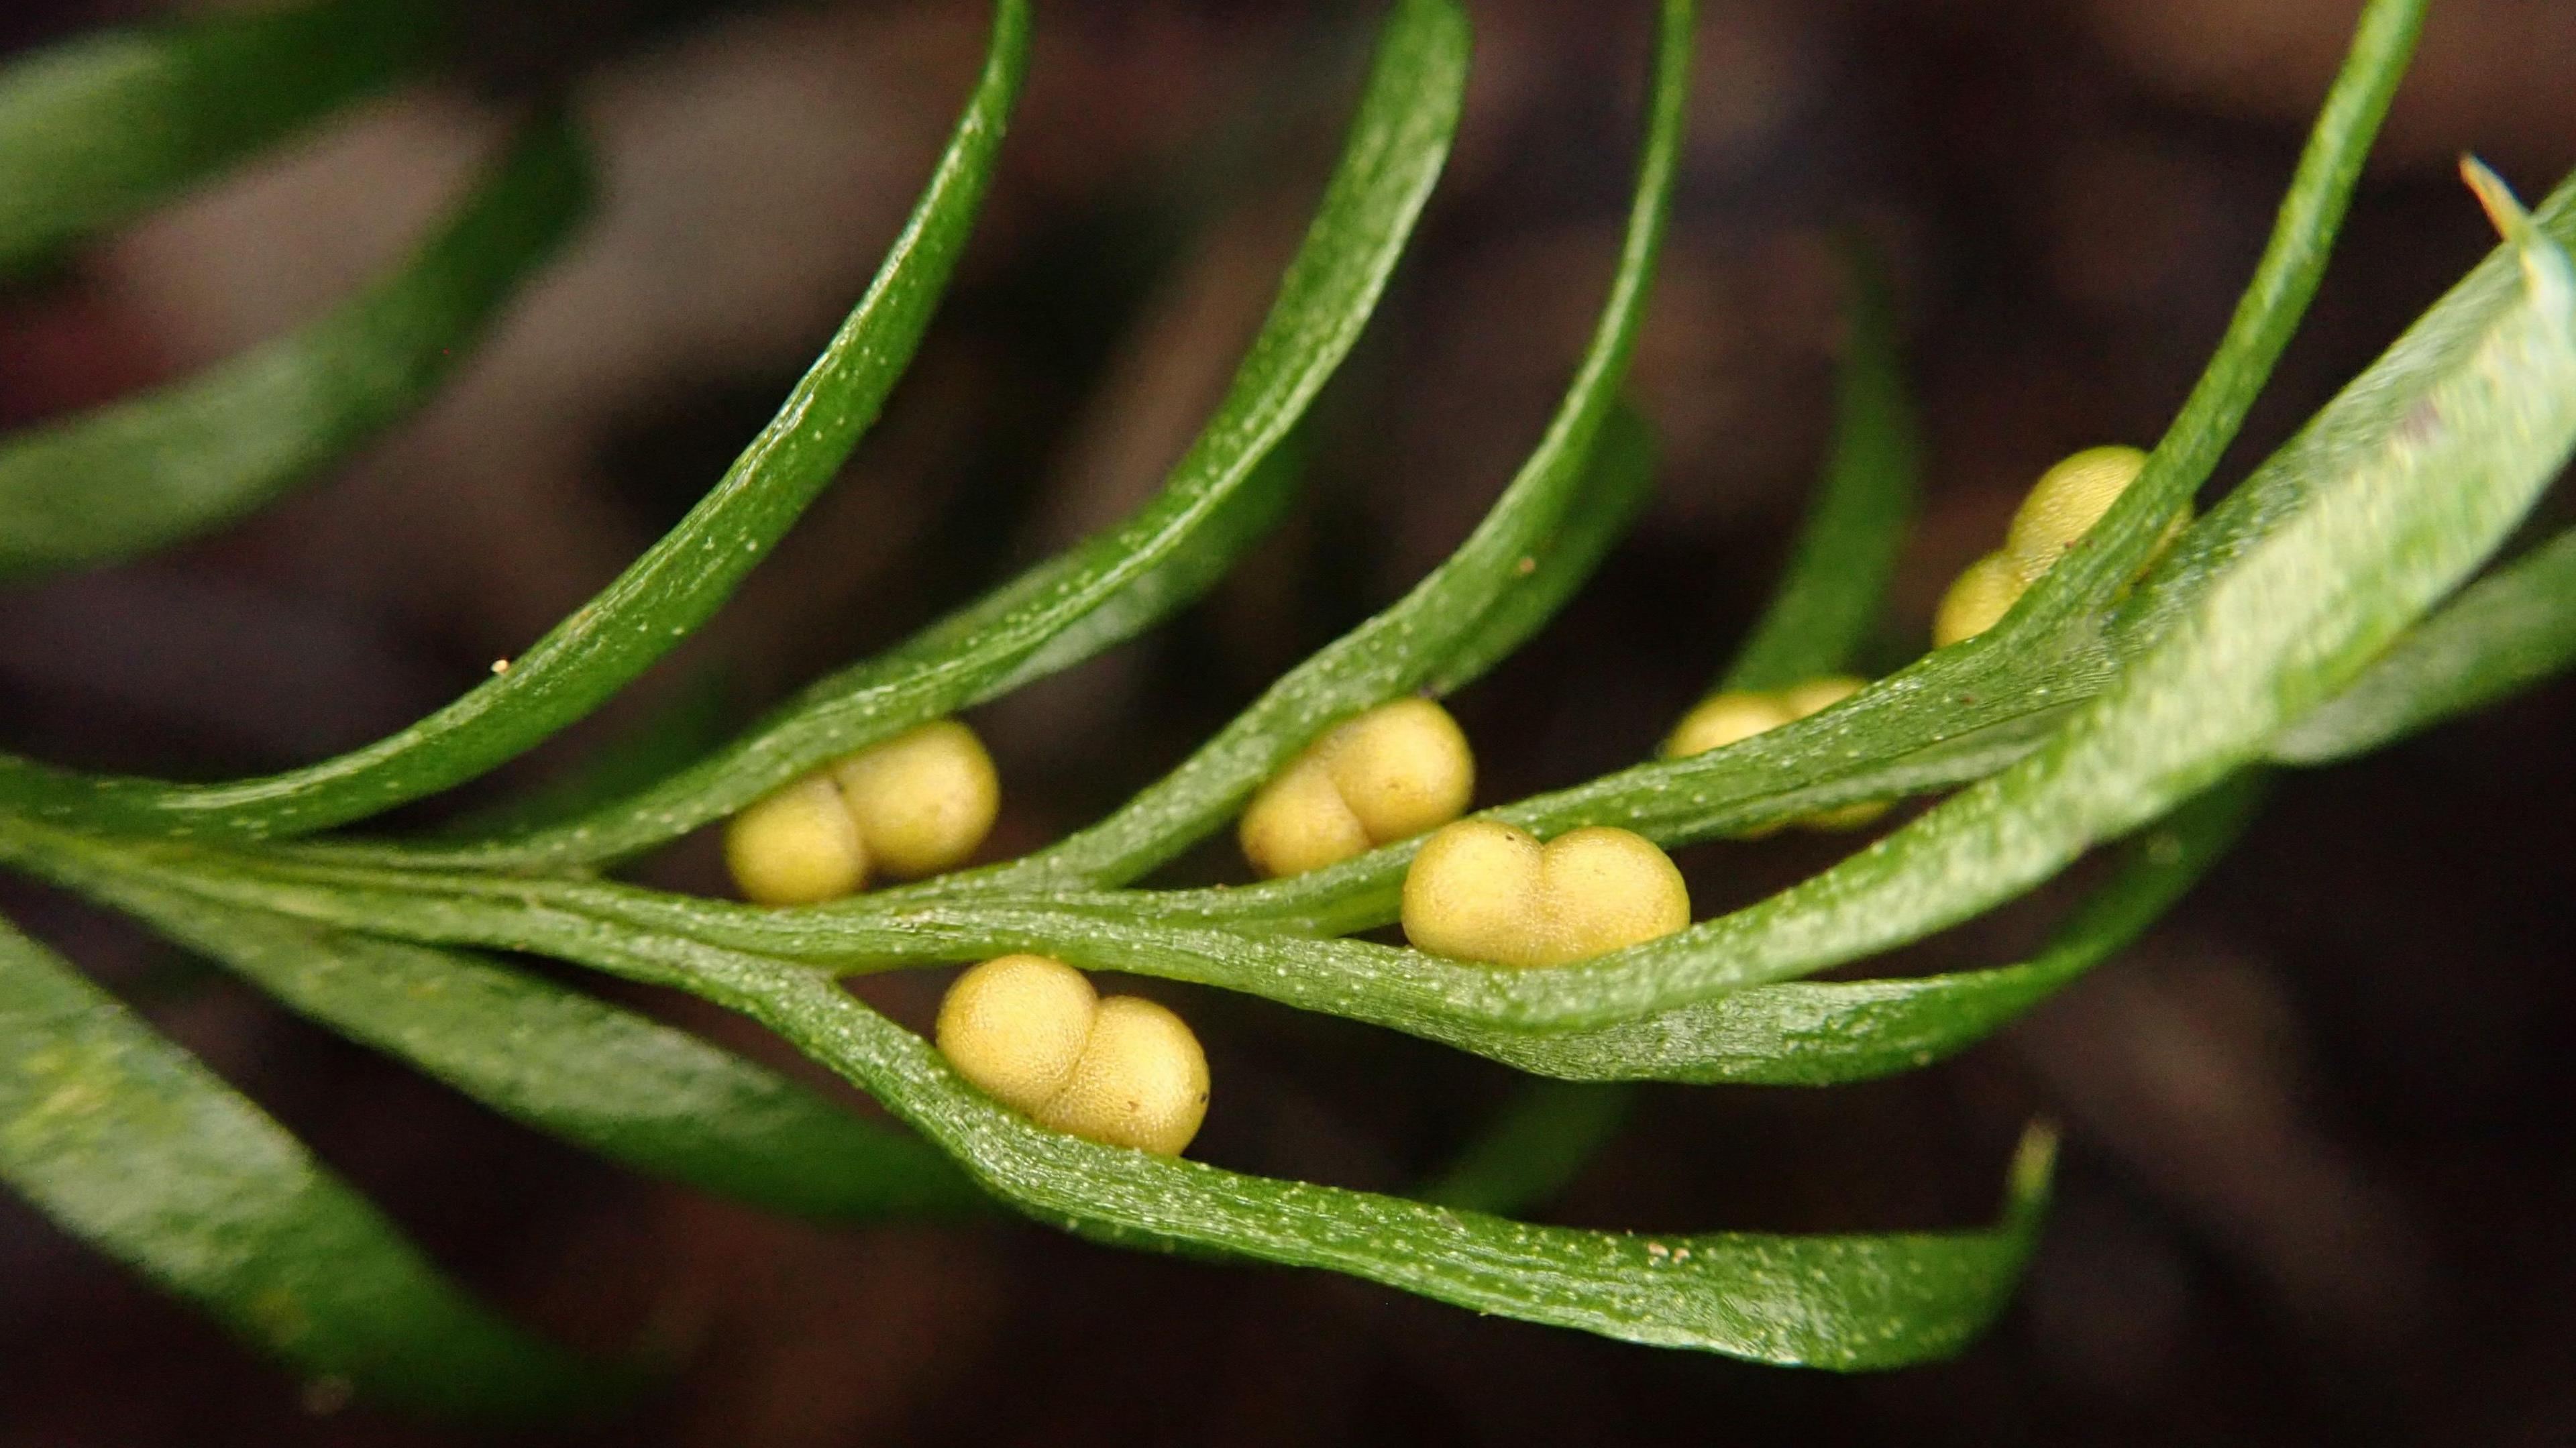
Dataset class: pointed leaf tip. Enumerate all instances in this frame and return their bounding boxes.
[2461,156,2535,245]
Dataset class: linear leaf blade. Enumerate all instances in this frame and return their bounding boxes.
[650,941,2059,1370]
[0,915,616,1416]
[0,113,590,578]
[0,0,440,275]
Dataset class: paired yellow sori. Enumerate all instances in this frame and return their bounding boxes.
[723,720,1000,905]
[1931,444,2184,647]
[936,954,1210,1156]
[1400,821,1689,968]
[1238,696,1474,878]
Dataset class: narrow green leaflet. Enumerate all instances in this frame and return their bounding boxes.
[0,0,1032,840]
[0,114,590,578]
[982,431,1309,696]
[0,916,616,1417]
[935,403,1658,898]
[0,0,441,276]
[309,0,1472,872]
[1418,777,2261,1084]
[600,933,2061,1368]
[2269,524,2576,763]
[62,871,983,1221]
[1961,0,2428,657]
[1417,404,1658,696]
[902,0,1693,896]
[1718,239,1918,693]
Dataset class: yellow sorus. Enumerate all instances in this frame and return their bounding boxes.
[724,719,1000,906]
[1239,697,1474,878]
[1931,445,2188,647]
[935,954,1210,1156]
[1662,674,1890,832]
[1931,552,2026,648]
[1401,820,1690,968]
[2002,445,2149,573]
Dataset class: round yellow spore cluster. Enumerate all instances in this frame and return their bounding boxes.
[724,720,1000,906]
[1661,674,1888,832]
[1238,697,1474,878]
[935,954,1209,1156]
[1400,821,1690,968]
[1932,445,2185,647]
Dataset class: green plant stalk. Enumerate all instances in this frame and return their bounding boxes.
[0,915,622,1417]
[0,113,590,578]
[0,0,1034,841]
[0,0,442,276]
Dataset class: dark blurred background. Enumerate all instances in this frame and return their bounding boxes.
[5,0,2575,1443]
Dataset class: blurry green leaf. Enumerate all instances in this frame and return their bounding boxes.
[64,871,983,1220]
[0,914,618,1417]
[426,670,739,840]
[0,113,590,578]
[1719,237,1918,693]
[0,0,441,276]
[916,428,1310,697]
[0,0,1032,840]
[1417,1078,1633,1215]
[2269,523,2576,763]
